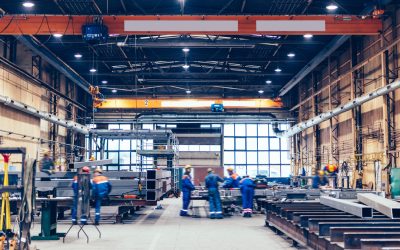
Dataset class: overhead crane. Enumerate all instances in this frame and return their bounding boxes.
[0,15,382,36]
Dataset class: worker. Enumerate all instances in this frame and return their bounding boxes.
[223,167,241,188]
[92,167,112,225]
[40,152,55,174]
[71,166,91,225]
[312,170,329,189]
[180,165,195,217]
[240,175,256,217]
[205,168,224,219]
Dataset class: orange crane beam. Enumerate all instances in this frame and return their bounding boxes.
[0,15,381,36]
[95,98,283,109]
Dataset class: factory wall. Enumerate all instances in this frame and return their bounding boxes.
[0,39,80,170]
[292,7,400,191]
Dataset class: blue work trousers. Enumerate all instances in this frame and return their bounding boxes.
[182,190,191,212]
[241,187,254,210]
[208,188,222,214]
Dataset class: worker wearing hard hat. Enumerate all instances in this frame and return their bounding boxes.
[92,167,112,225]
[205,168,224,219]
[180,165,195,217]
[240,175,256,217]
[312,170,329,189]
[71,166,91,225]
[223,167,241,188]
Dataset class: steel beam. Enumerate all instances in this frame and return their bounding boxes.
[320,196,373,218]
[73,159,113,168]
[357,193,400,219]
[0,15,381,36]
[91,129,173,140]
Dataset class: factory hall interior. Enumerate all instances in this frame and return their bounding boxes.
[3,1,400,250]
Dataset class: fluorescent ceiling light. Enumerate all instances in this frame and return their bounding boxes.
[22,2,35,8]
[303,34,313,39]
[275,67,282,72]
[182,64,190,69]
[182,48,190,53]
[186,90,191,94]
[326,4,338,10]
[89,68,97,73]
[112,89,117,93]
[74,53,82,59]
[53,33,63,38]
[101,80,108,84]
[266,80,272,84]
[258,90,264,94]
[287,53,295,57]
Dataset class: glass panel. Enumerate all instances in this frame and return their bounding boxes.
[108,140,119,150]
[199,145,209,151]
[189,145,199,151]
[108,124,119,130]
[270,151,281,164]
[246,124,257,136]
[235,138,246,150]
[258,151,269,164]
[258,137,269,150]
[131,152,137,163]
[281,165,291,177]
[120,140,130,150]
[247,152,257,164]
[120,152,130,164]
[247,165,258,177]
[224,152,235,164]
[236,165,247,176]
[179,145,189,151]
[270,138,280,150]
[120,165,130,171]
[235,124,246,136]
[166,124,177,128]
[224,137,235,150]
[200,124,210,128]
[131,140,140,150]
[258,124,268,137]
[246,138,257,150]
[108,152,119,164]
[142,124,153,130]
[235,151,246,164]
[210,145,220,151]
[280,123,290,130]
[281,151,291,164]
[281,138,289,150]
[258,165,269,177]
[270,165,281,177]
[119,124,131,130]
[211,124,221,128]
[224,124,235,136]
[107,166,119,171]
[268,125,275,137]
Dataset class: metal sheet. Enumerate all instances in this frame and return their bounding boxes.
[357,193,400,219]
[320,196,373,218]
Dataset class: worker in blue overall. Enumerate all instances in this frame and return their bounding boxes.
[240,175,256,217]
[180,165,195,217]
[71,166,90,225]
[92,168,112,225]
[223,167,241,188]
[205,168,224,219]
[312,170,329,189]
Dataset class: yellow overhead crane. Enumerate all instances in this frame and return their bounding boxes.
[94,98,284,109]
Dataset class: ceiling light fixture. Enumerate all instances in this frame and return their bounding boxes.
[186,90,191,94]
[182,48,190,53]
[266,80,272,84]
[22,2,35,8]
[112,89,117,93]
[275,67,282,72]
[303,34,313,39]
[74,53,82,59]
[182,64,190,69]
[89,68,97,73]
[53,33,63,38]
[287,53,295,58]
[326,4,338,10]
[101,80,108,84]
[258,90,264,94]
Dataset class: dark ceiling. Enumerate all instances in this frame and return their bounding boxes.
[0,0,377,98]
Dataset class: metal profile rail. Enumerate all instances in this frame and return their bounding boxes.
[358,193,400,219]
[320,196,373,218]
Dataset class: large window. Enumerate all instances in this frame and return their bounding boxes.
[223,123,290,177]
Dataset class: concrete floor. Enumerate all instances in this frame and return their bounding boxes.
[31,198,295,250]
